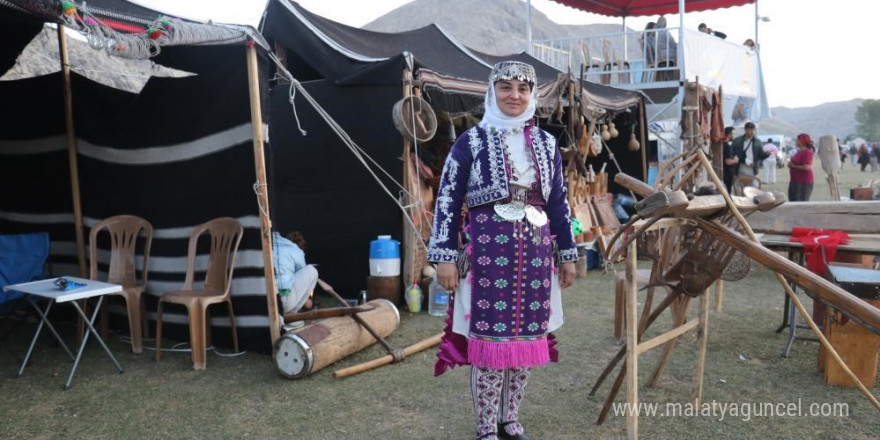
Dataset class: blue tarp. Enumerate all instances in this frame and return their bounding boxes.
[0,232,49,304]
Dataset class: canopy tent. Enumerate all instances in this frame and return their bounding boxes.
[261,0,648,303]
[0,0,277,350]
[549,0,754,17]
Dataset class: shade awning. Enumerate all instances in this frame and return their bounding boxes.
[549,0,754,17]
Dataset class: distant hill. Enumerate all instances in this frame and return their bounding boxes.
[367,0,861,140]
[766,99,862,141]
[364,0,640,59]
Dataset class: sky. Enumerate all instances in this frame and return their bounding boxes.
[132,0,880,109]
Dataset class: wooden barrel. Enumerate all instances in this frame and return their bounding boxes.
[273,299,399,379]
[367,275,402,304]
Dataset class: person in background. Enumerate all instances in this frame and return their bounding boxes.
[722,126,738,192]
[639,21,656,79]
[654,16,678,81]
[273,230,318,331]
[872,143,880,172]
[762,137,778,184]
[743,39,756,50]
[838,139,847,167]
[788,133,815,201]
[850,144,858,166]
[858,143,870,171]
[698,23,727,39]
[731,122,767,178]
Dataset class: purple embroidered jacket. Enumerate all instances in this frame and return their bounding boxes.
[427,122,578,264]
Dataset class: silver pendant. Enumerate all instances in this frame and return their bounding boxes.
[494,203,526,222]
[524,206,548,227]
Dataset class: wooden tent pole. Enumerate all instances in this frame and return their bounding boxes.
[58,25,87,277]
[401,68,415,290]
[639,100,647,181]
[246,44,281,344]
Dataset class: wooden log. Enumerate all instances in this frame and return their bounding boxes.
[748,201,880,234]
[625,238,639,439]
[615,172,656,197]
[334,332,443,378]
[274,299,399,379]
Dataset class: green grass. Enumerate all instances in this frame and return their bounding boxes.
[1,164,878,440]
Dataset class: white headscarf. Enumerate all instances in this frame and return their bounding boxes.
[479,61,537,131]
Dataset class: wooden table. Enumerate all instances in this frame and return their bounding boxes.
[760,234,880,357]
[4,276,124,389]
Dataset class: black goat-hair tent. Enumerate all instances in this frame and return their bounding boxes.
[0,0,275,351]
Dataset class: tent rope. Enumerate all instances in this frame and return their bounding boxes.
[268,52,428,253]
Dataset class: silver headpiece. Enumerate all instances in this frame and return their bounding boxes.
[489,61,536,88]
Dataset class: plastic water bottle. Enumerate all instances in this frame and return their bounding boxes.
[428,275,449,317]
[405,283,423,313]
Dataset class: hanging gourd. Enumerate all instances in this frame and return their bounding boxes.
[609,122,619,138]
[600,123,611,141]
[628,125,640,151]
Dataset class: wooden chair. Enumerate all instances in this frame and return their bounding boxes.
[89,215,153,354]
[155,218,243,370]
[732,175,762,196]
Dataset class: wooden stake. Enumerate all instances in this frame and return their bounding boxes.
[246,45,281,344]
[625,238,638,440]
[692,288,710,405]
[714,279,723,312]
[58,25,86,278]
[694,149,880,412]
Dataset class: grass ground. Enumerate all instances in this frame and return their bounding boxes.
[1,161,878,440]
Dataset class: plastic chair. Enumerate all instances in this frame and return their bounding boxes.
[155,218,243,370]
[89,215,153,354]
[732,175,762,196]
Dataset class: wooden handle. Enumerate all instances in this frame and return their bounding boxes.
[283,304,375,322]
[614,172,655,198]
[333,332,443,379]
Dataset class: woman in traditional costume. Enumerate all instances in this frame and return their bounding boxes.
[427,61,577,440]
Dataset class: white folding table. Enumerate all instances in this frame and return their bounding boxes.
[3,276,124,389]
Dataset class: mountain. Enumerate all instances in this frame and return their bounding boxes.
[364,0,640,59]
[766,99,862,140]
[367,0,861,140]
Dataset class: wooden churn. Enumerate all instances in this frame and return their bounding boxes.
[274,299,400,379]
[367,275,402,304]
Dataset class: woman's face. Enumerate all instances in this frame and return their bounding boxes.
[494,79,531,117]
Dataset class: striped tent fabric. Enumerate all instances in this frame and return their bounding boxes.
[0,43,275,352]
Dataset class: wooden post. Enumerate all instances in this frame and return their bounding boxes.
[625,238,638,440]
[58,25,87,278]
[695,149,880,411]
[692,288,710,405]
[639,101,648,181]
[246,44,281,344]
[400,69,415,290]
[714,279,723,312]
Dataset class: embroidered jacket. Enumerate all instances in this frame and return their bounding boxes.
[427,123,578,264]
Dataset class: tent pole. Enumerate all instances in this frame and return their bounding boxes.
[246,44,281,344]
[58,25,87,278]
[639,100,648,181]
[525,0,532,54]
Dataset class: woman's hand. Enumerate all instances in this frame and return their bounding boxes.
[436,263,459,291]
[559,262,576,289]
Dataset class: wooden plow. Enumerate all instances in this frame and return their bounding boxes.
[591,147,880,439]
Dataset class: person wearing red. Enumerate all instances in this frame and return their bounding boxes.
[787,133,815,201]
